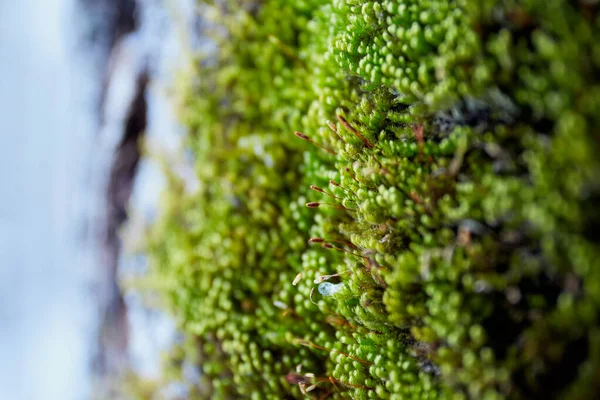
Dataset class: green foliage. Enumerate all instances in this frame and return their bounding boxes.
[140,1,600,399]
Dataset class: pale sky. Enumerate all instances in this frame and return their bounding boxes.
[0,1,198,398]
[0,1,95,399]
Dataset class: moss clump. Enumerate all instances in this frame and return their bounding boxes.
[140,1,600,399]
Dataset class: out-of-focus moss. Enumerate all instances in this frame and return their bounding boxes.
[138,1,600,399]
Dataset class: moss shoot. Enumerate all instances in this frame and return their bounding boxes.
[137,1,600,399]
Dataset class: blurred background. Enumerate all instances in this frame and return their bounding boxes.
[0,1,198,398]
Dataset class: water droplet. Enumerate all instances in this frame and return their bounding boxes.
[318,282,343,296]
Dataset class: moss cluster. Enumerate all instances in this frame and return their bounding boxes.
[139,1,600,399]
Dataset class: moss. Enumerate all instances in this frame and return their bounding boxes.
[138,1,600,399]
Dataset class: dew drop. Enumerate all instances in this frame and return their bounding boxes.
[318,282,344,296]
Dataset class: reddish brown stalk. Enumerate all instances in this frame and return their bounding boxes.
[329,239,357,248]
[327,377,341,393]
[305,201,355,211]
[314,271,352,284]
[324,314,357,330]
[337,115,375,149]
[309,237,357,248]
[326,120,338,133]
[322,243,367,260]
[294,131,336,154]
[344,167,361,184]
[329,179,358,196]
[326,120,347,143]
[310,185,340,199]
[287,370,372,397]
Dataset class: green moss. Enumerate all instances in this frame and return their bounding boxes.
[138,1,600,399]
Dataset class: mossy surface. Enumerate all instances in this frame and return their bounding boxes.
[141,1,600,399]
